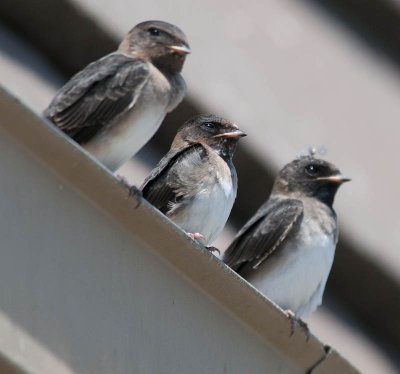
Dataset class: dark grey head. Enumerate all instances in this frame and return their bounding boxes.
[119,20,190,73]
[172,114,246,160]
[273,155,350,207]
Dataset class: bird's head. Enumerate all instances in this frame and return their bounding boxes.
[274,155,350,207]
[172,114,246,160]
[120,20,190,73]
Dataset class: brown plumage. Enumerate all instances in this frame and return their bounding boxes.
[44,20,190,171]
[223,155,350,318]
[142,114,246,245]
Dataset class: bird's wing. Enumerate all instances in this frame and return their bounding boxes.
[141,144,208,214]
[223,197,304,270]
[44,53,149,142]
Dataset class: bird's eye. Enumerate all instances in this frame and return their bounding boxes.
[202,122,216,130]
[305,164,320,176]
[148,27,160,36]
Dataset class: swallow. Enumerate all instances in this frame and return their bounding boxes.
[223,155,350,334]
[141,114,246,249]
[44,20,190,171]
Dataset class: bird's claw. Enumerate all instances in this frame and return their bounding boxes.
[286,310,310,341]
[187,234,220,255]
[117,175,142,208]
[128,185,142,198]
[206,246,221,255]
[187,232,205,243]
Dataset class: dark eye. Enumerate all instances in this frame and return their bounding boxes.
[202,122,216,130]
[148,27,160,36]
[305,164,320,176]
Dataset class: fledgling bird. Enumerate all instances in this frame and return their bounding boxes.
[44,20,190,171]
[223,155,350,330]
[141,114,246,249]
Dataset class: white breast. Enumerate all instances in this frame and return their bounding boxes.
[171,168,236,245]
[247,207,336,318]
[83,65,171,171]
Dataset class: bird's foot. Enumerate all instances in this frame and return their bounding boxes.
[127,185,143,199]
[187,232,205,242]
[187,234,220,255]
[205,246,221,255]
[117,175,142,208]
[286,310,310,341]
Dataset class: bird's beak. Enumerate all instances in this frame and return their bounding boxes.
[317,174,351,184]
[213,130,247,139]
[169,44,191,55]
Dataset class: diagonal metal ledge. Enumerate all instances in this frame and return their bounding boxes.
[0,86,358,372]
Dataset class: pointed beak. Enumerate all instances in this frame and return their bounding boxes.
[317,174,351,185]
[169,44,191,55]
[213,130,247,139]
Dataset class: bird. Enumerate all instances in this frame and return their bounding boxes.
[44,20,190,172]
[141,114,246,250]
[223,155,350,333]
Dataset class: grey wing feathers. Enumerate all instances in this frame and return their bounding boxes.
[141,144,207,214]
[223,197,304,270]
[44,53,149,142]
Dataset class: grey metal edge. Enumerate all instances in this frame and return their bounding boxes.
[0,86,358,373]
